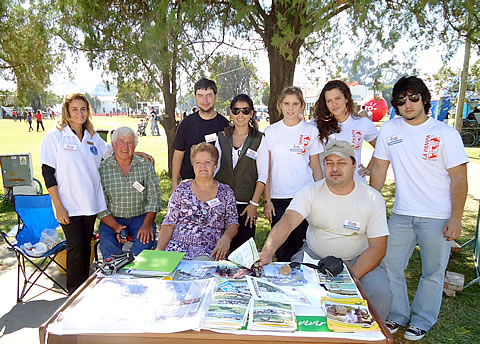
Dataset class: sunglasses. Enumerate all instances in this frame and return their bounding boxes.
[231,107,251,115]
[395,93,421,106]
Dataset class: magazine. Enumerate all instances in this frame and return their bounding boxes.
[322,299,380,332]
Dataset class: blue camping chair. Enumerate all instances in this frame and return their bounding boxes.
[0,194,67,302]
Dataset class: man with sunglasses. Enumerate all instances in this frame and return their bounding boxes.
[370,76,468,341]
[171,78,229,191]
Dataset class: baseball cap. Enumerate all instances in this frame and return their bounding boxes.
[323,140,355,161]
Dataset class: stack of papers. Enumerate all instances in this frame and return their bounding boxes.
[248,299,297,332]
[122,250,185,276]
[203,292,251,330]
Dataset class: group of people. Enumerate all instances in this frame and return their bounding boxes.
[40,75,468,342]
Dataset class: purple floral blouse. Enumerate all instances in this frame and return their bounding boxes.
[163,180,238,259]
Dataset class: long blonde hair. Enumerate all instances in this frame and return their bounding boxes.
[276,86,306,117]
[56,93,95,136]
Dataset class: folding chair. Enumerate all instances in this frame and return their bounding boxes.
[0,194,68,302]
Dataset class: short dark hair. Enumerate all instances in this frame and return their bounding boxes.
[391,76,431,114]
[194,78,217,95]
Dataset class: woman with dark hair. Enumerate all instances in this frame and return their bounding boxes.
[214,94,268,251]
[263,86,323,262]
[313,80,378,182]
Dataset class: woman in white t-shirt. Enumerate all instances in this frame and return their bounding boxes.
[263,86,323,261]
[313,80,378,182]
[40,93,152,294]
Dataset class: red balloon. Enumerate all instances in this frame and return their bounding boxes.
[362,96,388,122]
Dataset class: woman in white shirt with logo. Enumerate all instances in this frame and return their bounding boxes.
[40,93,151,294]
[263,86,323,261]
[313,80,378,183]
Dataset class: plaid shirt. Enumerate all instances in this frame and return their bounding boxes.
[98,155,161,219]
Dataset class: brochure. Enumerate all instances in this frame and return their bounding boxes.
[248,299,297,332]
[246,276,310,304]
[203,292,251,330]
[227,237,259,269]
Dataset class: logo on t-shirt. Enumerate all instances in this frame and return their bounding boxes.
[298,135,311,155]
[351,130,362,150]
[423,135,440,161]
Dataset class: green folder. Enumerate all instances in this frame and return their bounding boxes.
[123,250,185,276]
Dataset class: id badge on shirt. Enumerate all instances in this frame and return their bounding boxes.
[63,143,78,152]
[245,148,258,160]
[344,219,361,231]
[207,198,221,207]
[204,133,218,143]
[387,135,402,146]
[132,181,145,192]
[290,144,304,153]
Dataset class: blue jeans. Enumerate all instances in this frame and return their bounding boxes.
[99,213,156,259]
[385,213,451,331]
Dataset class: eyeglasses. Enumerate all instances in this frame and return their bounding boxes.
[231,107,251,115]
[395,93,421,106]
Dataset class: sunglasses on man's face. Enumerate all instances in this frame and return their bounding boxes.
[395,93,421,106]
[231,107,251,115]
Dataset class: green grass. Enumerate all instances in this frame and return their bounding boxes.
[0,117,479,343]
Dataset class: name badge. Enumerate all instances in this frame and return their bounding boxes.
[245,148,258,160]
[207,198,221,207]
[344,219,361,231]
[290,144,304,153]
[132,181,145,192]
[204,133,218,143]
[64,144,77,152]
[86,140,94,145]
[387,135,402,146]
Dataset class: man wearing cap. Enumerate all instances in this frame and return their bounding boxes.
[258,140,391,320]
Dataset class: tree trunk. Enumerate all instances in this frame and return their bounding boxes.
[159,73,178,177]
[266,45,299,124]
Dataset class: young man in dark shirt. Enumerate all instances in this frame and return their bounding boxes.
[171,78,229,190]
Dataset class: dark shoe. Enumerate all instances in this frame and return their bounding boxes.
[385,319,401,334]
[404,325,427,341]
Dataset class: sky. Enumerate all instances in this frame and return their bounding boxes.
[45,42,478,100]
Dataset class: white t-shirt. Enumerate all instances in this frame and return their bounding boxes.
[40,126,112,217]
[264,120,323,198]
[374,117,469,219]
[288,179,389,260]
[313,115,378,182]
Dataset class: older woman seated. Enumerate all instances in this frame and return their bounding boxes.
[156,142,238,260]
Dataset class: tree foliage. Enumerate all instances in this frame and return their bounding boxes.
[0,0,62,105]
[56,0,229,174]
[209,54,257,111]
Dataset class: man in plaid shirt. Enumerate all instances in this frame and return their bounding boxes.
[98,126,161,259]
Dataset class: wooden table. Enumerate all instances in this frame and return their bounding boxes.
[40,263,394,344]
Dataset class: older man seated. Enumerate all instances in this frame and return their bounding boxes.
[98,126,161,259]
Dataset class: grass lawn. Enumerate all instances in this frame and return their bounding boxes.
[0,117,480,343]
